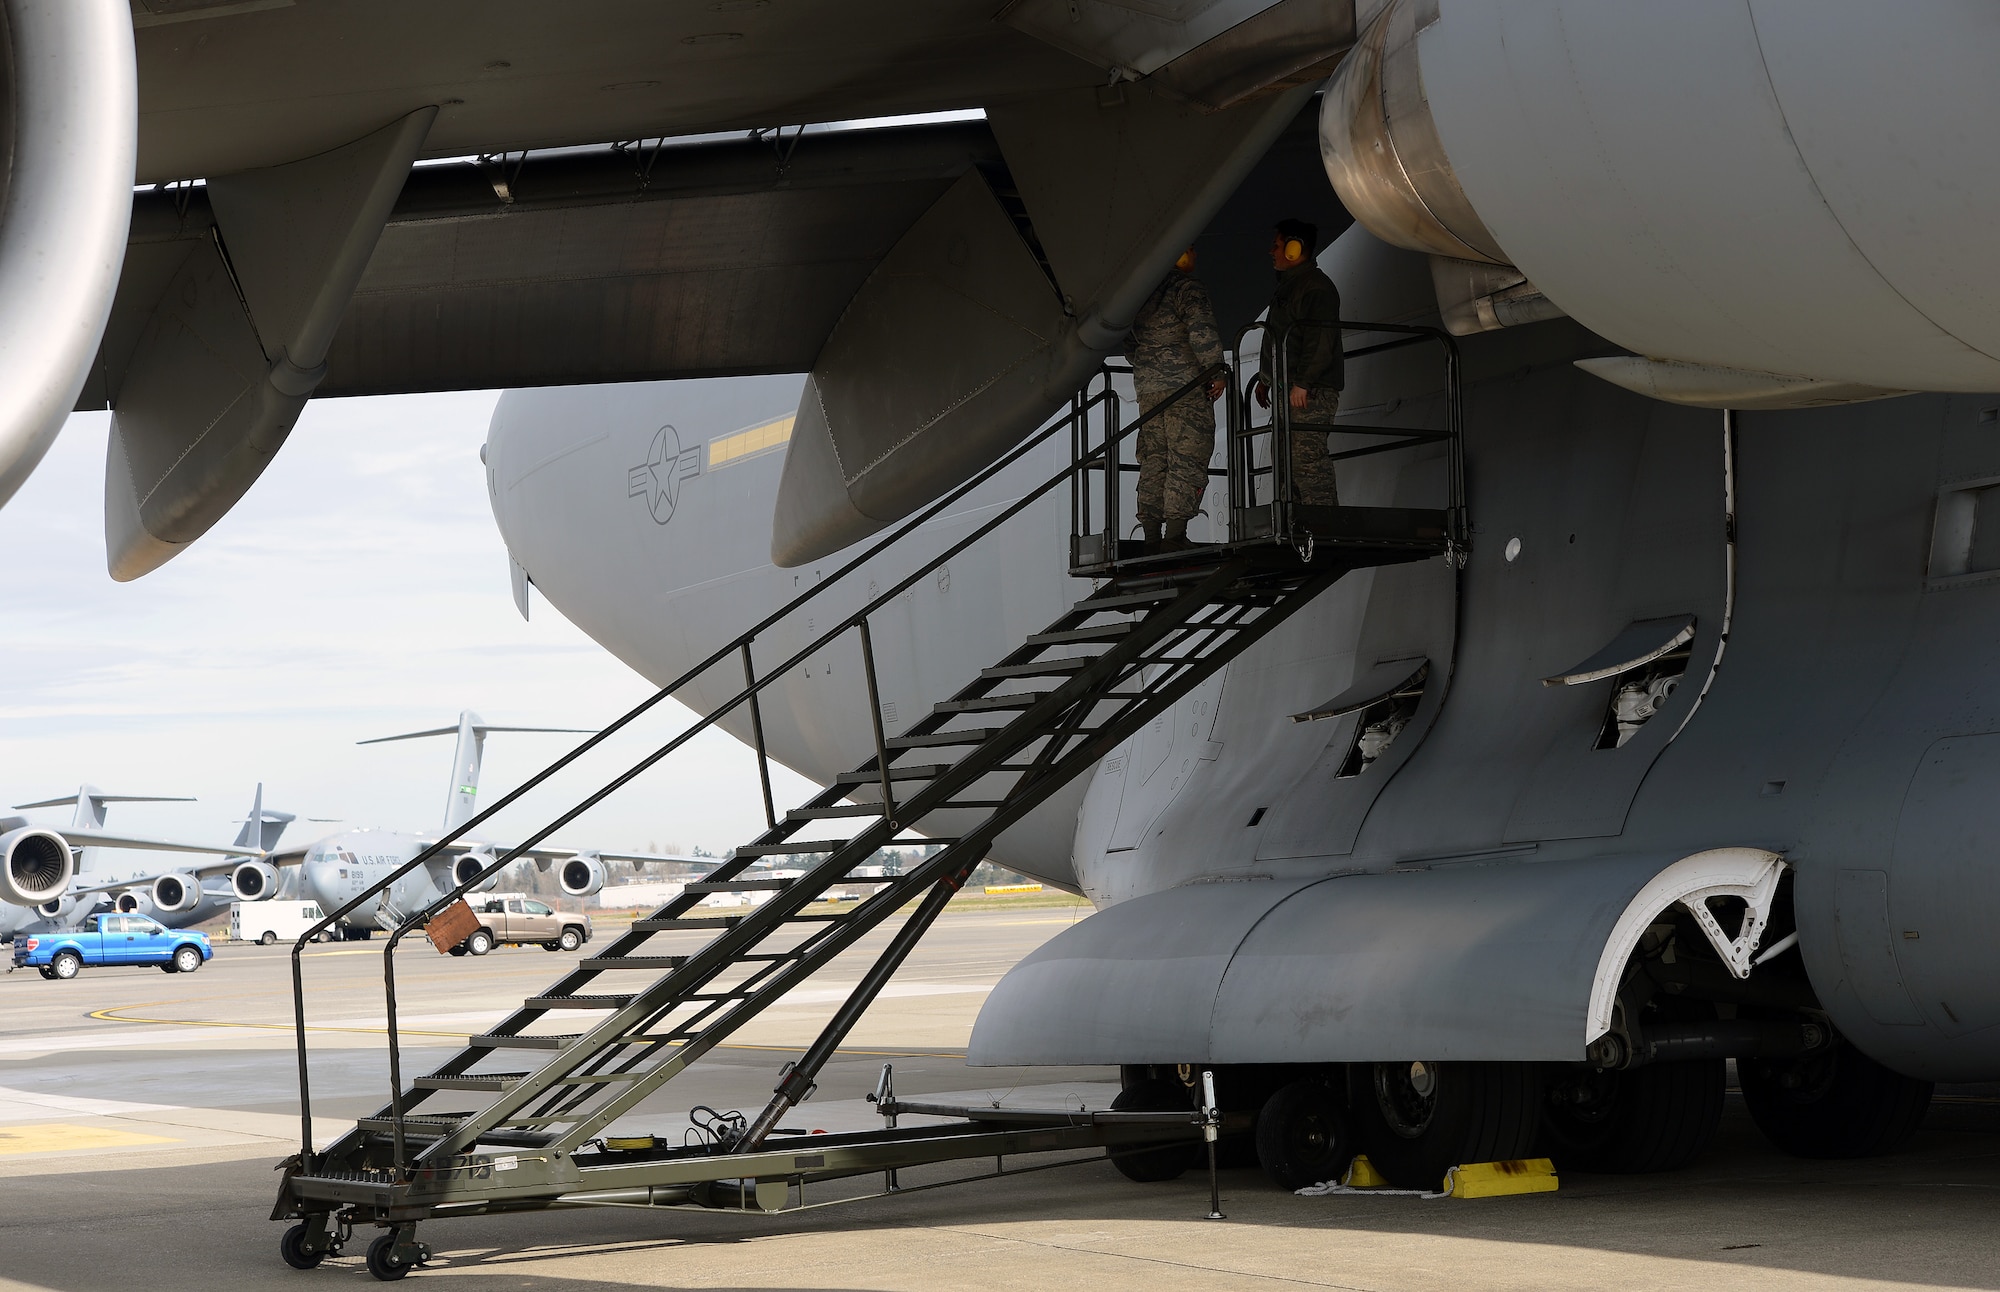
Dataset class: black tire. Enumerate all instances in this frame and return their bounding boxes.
[279,1223,325,1270]
[1540,1059,1724,1173]
[37,966,55,980]
[1255,1078,1355,1190]
[447,944,468,957]
[173,945,203,974]
[1741,1043,1933,1158]
[1354,1061,1541,1190]
[466,930,494,957]
[160,963,177,973]
[558,927,583,952]
[50,952,81,981]
[260,931,278,946]
[1108,1080,1198,1182]
[365,1233,411,1281]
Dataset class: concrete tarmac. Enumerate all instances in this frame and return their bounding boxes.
[1,904,1997,1291]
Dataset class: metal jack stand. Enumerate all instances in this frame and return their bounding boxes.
[1200,1069,1225,1221]
[869,1064,900,1193]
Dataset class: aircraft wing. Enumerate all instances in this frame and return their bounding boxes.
[62,829,266,858]
[421,842,724,870]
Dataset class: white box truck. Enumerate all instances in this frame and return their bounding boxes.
[230,900,332,946]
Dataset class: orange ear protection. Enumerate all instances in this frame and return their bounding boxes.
[1282,237,1305,264]
[1175,248,1196,272]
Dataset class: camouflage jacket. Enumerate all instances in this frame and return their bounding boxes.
[1261,262,1344,392]
[1129,272,1223,393]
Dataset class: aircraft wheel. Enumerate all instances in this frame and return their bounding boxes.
[1108,1080,1198,1182]
[1355,1061,1541,1190]
[1255,1077,1354,1190]
[1741,1042,1932,1158]
[365,1233,411,1281]
[173,946,203,974]
[558,928,583,952]
[50,952,81,981]
[466,930,494,957]
[1540,1058,1723,1173]
[280,1223,325,1270]
[260,931,278,946]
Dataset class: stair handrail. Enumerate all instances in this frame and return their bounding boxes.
[285,358,1222,1164]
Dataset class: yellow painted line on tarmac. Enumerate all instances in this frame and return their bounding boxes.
[0,1123,179,1155]
[84,1003,962,1058]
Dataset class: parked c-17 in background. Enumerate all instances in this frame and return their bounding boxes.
[264,710,716,940]
[1,785,279,942]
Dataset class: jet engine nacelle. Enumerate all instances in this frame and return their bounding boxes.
[1321,0,2000,399]
[0,826,75,906]
[151,872,203,914]
[232,860,281,901]
[559,854,606,899]
[0,0,137,512]
[114,890,153,916]
[452,852,500,893]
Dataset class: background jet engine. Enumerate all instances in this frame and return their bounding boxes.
[0,0,138,510]
[232,859,281,901]
[151,872,202,914]
[559,854,606,899]
[0,825,75,905]
[1320,0,2000,402]
[114,890,154,916]
[452,851,500,893]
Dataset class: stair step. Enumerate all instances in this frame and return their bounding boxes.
[1078,587,1183,612]
[631,916,743,931]
[357,1114,465,1135]
[469,1033,580,1050]
[730,840,850,857]
[834,763,950,785]
[685,878,792,893]
[585,955,687,970]
[979,659,1089,680]
[933,693,1050,714]
[526,994,633,1010]
[1025,624,1135,646]
[785,803,887,820]
[888,728,1001,749]
[412,1072,526,1092]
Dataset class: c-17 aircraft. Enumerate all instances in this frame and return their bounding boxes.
[1,785,281,942]
[263,710,714,939]
[0,0,1996,1266]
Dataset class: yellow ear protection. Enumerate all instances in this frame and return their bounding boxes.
[1175,248,1196,272]
[1282,237,1305,264]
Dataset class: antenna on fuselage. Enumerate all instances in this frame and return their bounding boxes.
[358,711,593,831]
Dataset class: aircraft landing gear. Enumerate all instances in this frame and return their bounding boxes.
[1254,1077,1354,1190]
[1353,1061,1541,1190]
[1107,1079,1199,1182]
[1540,1058,1724,1173]
[1741,1042,1932,1158]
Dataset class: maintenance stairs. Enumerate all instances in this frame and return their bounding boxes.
[276,320,1464,1270]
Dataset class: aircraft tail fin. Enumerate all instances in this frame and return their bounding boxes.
[11,784,195,830]
[358,711,592,832]
[232,783,296,852]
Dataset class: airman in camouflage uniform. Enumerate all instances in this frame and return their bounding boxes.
[1256,219,1343,507]
[1129,247,1224,552]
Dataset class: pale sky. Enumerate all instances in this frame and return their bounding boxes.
[0,392,808,863]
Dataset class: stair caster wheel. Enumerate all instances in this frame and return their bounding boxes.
[279,1223,325,1270]
[366,1231,427,1281]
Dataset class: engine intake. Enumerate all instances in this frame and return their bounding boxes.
[152,872,202,914]
[1,826,74,905]
[453,851,500,893]
[559,854,606,899]
[232,859,280,901]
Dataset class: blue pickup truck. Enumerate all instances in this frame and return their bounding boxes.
[12,913,212,980]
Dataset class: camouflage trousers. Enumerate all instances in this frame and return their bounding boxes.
[1134,384,1217,524]
[1286,386,1341,506]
